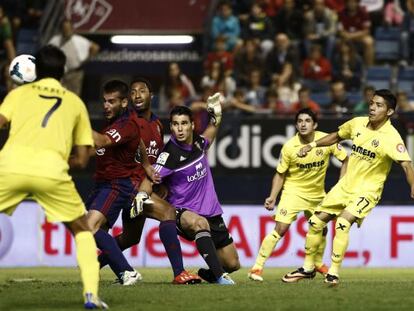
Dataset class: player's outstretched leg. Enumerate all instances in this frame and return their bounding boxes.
[325,216,352,285]
[282,215,326,283]
[66,216,108,309]
[249,229,282,282]
[314,227,329,276]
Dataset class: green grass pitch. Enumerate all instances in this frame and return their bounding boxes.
[1,267,413,310]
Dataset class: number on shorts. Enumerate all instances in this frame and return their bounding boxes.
[38,95,62,127]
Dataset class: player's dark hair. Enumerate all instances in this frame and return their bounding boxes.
[170,105,193,122]
[35,45,66,80]
[374,89,397,110]
[295,108,318,123]
[130,77,152,93]
[103,80,129,99]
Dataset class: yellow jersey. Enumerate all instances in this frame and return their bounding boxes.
[277,131,347,199]
[337,117,411,196]
[0,78,93,180]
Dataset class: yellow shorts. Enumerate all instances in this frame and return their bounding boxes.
[316,182,379,221]
[275,192,323,224]
[0,173,86,222]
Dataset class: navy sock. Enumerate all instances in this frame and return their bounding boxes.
[159,220,184,277]
[98,235,125,269]
[195,230,224,279]
[94,229,133,277]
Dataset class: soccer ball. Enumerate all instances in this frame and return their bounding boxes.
[9,54,37,85]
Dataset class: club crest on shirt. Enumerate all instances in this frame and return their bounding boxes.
[157,152,170,165]
[316,149,324,156]
[396,143,406,153]
[371,139,379,148]
[96,148,105,156]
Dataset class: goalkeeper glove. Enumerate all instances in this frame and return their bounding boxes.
[130,191,154,219]
[207,92,223,126]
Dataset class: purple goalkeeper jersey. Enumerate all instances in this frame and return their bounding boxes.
[153,134,223,217]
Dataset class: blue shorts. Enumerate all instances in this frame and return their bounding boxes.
[86,178,139,227]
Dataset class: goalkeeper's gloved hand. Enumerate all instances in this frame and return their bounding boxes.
[130,191,154,219]
[207,92,223,126]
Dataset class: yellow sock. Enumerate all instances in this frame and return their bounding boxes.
[314,234,327,268]
[75,231,100,298]
[329,217,351,276]
[303,215,326,271]
[252,230,281,270]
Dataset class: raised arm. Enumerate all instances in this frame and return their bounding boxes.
[298,132,342,157]
[203,93,223,147]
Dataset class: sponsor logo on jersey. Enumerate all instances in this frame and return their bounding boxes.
[157,152,170,165]
[105,129,121,142]
[146,140,159,159]
[315,149,324,157]
[396,143,406,153]
[187,162,207,182]
[296,160,325,169]
[351,144,376,159]
[96,148,105,156]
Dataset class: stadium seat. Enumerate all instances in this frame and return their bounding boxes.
[310,92,330,107]
[347,92,363,105]
[396,66,414,94]
[374,27,400,62]
[365,66,393,90]
[16,28,39,55]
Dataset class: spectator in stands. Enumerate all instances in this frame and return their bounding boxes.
[201,60,236,102]
[260,0,284,18]
[227,88,257,114]
[325,0,345,13]
[22,0,45,29]
[326,80,352,115]
[1,0,24,37]
[49,19,100,96]
[271,76,301,111]
[265,33,300,88]
[211,0,241,51]
[354,85,375,116]
[384,0,404,26]
[273,0,304,42]
[338,0,375,65]
[332,40,364,91]
[241,2,274,57]
[243,69,267,107]
[303,0,337,61]
[0,5,16,96]
[400,0,414,65]
[263,88,286,114]
[291,86,321,114]
[234,38,264,86]
[159,62,196,114]
[302,44,332,92]
[397,90,414,112]
[359,0,384,34]
[204,36,234,76]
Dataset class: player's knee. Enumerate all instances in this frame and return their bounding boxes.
[192,216,210,232]
[335,217,351,234]
[363,35,374,47]
[225,258,241,273]
[308,215,326,233]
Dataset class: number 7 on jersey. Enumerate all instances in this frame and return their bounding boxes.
[39,95,62,127]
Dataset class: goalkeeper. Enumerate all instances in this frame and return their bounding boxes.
[134,93,240,284]
[249,108,348,282]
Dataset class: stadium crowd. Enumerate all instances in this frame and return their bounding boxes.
[154,0,414,122]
